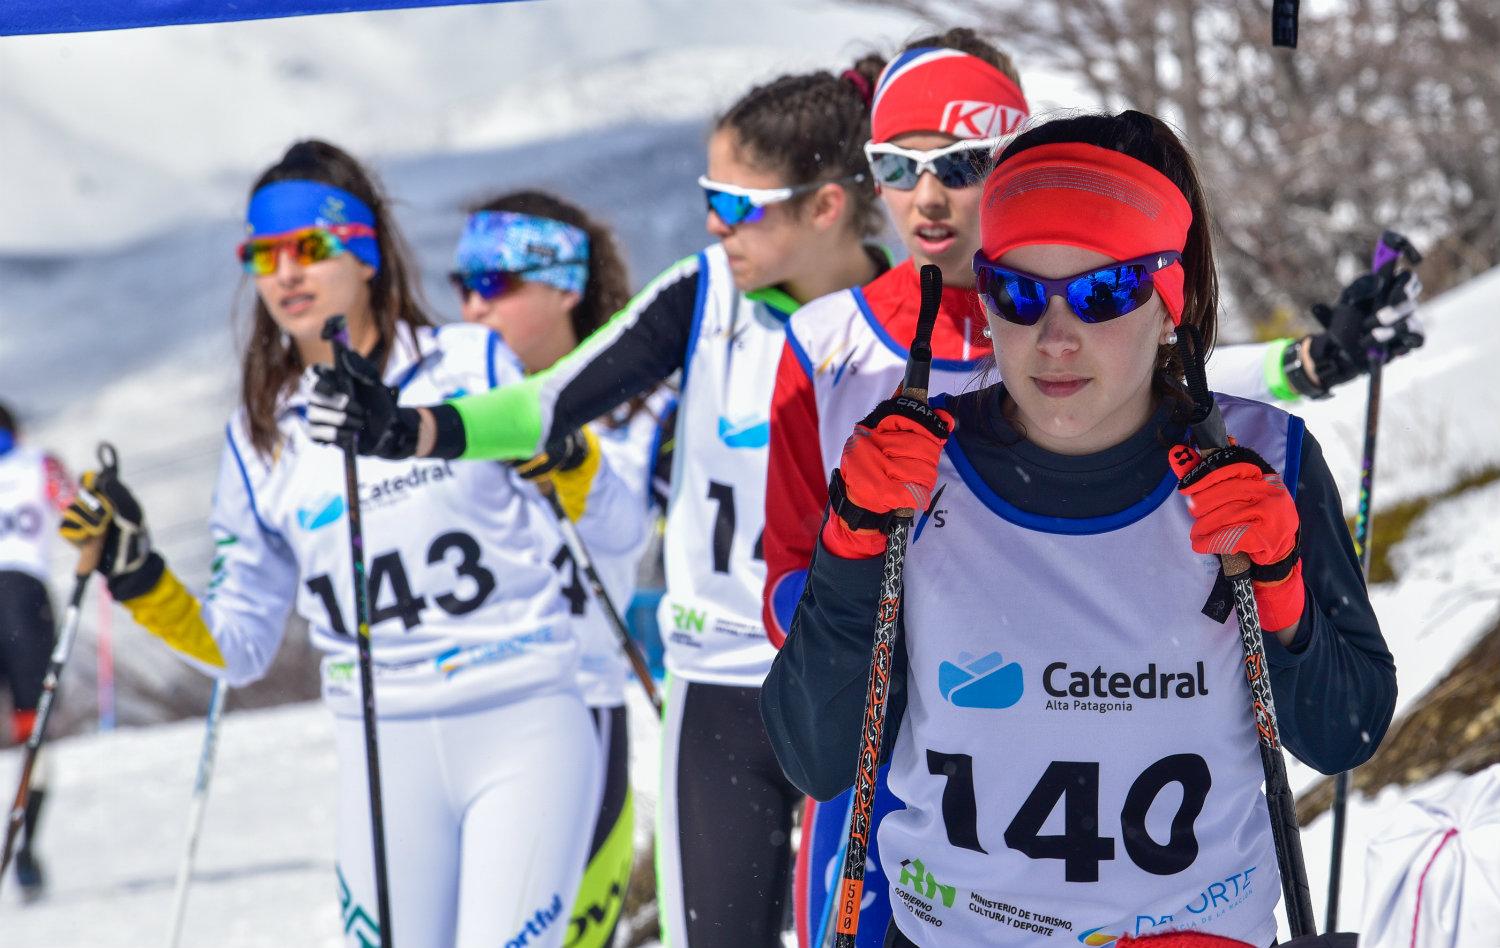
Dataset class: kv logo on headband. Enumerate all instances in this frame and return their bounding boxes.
[942,101,1025,140]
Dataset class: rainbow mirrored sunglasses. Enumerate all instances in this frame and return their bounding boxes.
[236,224,377,276]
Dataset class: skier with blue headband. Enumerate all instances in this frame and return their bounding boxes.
[59,141,646,948]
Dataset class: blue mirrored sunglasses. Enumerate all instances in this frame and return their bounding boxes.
[972,251,1182,325]
[704,189,767,227]
[448,262,585,301]
[699,174,865,227]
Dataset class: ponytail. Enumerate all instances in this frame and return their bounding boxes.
[715,55,886,238]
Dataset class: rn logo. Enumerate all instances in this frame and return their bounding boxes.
[898,857,956,909]
[507,892,564,947]
[937,651,1024,709]
[671,604,706,633]
[940,100,1027,139]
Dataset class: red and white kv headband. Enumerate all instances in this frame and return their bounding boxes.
[871,47,1029,144]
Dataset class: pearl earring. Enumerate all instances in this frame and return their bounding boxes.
[1164,330,1178,346]
[981,325,993,339]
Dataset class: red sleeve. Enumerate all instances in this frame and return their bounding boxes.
[763,338,828,648]
[43,453,75,511]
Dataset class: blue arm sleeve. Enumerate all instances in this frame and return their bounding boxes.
[1264,430,1397,773]
[761,529,908,801]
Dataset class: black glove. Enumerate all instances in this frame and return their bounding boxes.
[1288,269,1423,398]
[58,468,163,600]
[305,345,424,459]
[514,429,593,479]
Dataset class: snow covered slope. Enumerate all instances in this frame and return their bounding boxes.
[0,688,662,944]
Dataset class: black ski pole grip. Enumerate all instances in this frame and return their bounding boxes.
[902,264,942,399]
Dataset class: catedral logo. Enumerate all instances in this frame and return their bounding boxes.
[896,856,955,928]
[359,460,456,508]
[296,493,345,531]
[507,893,564,948]
[1043,660,1209,713]
[938,650,1023,709]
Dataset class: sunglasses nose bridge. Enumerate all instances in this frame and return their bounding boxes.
[1034,296,1084,352]
[272,243,310,279]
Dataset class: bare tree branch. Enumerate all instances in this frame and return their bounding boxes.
[843,0,1500,328]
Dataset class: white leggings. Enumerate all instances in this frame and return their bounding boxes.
[334,689,601,948]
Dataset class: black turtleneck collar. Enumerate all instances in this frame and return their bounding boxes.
[945,384,1187,520]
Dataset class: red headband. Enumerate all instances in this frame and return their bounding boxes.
[980,142,1193,322]
[871,47,1029,144]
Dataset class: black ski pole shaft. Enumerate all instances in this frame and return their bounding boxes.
[1326,229,1419,930]
[1177,328,1316,939]
[832,264,942,947]
[1326,349,1382,932]
[532,478,662,714]
[323,316,395,948]
[0,442,115,895]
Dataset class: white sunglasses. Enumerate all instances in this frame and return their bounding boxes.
[862,138,1004,190]
[698,174,867,225]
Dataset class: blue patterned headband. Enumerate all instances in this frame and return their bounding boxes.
[454,211,590,294]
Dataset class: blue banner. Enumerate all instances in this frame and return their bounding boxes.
[1,1,531,36]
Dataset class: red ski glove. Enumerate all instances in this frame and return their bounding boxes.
[822,395,954,559]
[1170,443,1305,632]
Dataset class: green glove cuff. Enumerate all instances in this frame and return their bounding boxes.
[1265,337,1301,402]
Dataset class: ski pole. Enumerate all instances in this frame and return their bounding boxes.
[1176,327,1317,939]
[165,681,229,948]
[531,478,662,714]
[1325,229,1422,931]
[0,442,115,895]
[832,264,942,947]
[322,315,395,948]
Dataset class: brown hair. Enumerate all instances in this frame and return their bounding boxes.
[902,26,1023,87]
[468,189,631,345]
[995,110,1219,406]
[238,139,435,459]
[714,56,887,238]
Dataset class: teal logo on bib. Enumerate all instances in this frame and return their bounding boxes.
[717,415,770,449]
[938,651,1024,709]
[296,493,345,531]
